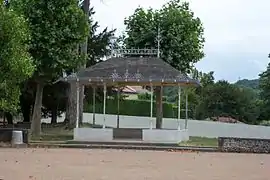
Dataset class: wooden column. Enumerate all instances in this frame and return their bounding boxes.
[155,86,163,129]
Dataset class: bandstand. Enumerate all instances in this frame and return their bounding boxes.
[61,49,200,144]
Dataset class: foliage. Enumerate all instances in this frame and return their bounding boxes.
[163,69,214,103]
[123,0,204,129]
[163,69,261,124]
[12,0,89,80]
[84,99,177,118]
[259,62,270,120]
[235,79,259,89]
[196,80,260,124]
[137,92,167,101]
[0,5,34,112]
[197,71,215,87]
[137,93,153,101]
[123,0,204,73]
[41,82,67,119]
[11,0,89,135]
[259,120,270,126]
[235,78,260,98]
[86,7,115,67]
[40,6,115,122]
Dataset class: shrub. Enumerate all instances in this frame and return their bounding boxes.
[260,120,270,126]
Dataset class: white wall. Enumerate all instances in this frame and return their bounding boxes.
[42,113,270,139]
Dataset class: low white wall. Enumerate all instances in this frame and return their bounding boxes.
[186,120,270,139]
[143,129,189,143]
[43,113,270,139]
[74,128,113,141]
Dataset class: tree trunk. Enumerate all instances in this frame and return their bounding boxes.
[51,106,57,124]
[5,112,13,125]
[3,113,6,126]
[66,82,77,128]
[78,0,90,125]
[31,82,44,137]
[65,83,71,123]
[22,102,31,122]
[78,85,84,125]
[155,86,163,129]
[20,94,32,122]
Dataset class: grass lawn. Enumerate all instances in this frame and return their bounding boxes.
[179,136,218,147]
[31,123,102,142]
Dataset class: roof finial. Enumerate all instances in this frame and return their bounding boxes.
[157,24,161,58]
[109,25,160,58]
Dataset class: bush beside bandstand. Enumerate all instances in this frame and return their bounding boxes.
[84,99,178,118]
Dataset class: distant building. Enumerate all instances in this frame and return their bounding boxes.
[212,116,242,123]
[112,86,150,100]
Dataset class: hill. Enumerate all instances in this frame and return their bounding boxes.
[234,79,259,89]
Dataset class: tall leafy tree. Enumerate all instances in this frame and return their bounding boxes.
[12,0,89,136]
[259,62,270,120]
[124,0,204,72]
[0,4,34,114]
[123,0,205,128]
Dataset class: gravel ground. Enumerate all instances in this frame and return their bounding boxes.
[0,148,269,180]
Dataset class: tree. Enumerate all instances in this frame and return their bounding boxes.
[0,4,34,115]
[196,80,259,124]
[235,79,259,90]
[259,62,270,120]
[123,0,205,128]
[12,0,89,136]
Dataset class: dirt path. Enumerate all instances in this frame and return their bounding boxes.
[0,148,269,180]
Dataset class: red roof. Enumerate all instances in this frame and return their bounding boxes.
[212,117,238,123]
[113,86,150,94]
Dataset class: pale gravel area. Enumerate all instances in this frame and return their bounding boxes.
[0,148,269,180]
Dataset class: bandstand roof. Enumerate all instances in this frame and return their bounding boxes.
[61,57,200,87]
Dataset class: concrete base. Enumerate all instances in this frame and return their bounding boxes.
[142,129,189,143]
[74,128,189,144]
[74,128,113,142]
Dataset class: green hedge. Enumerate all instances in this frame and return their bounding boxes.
[84,99,178,118]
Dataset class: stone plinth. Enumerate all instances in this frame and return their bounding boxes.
[74,128,113,142]
[142,129,189,143]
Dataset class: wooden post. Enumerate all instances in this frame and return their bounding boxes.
[155,86,163,129]
[150,84,153,129]
[76,81,80,128]
[103,83,107,129]
[92,86,96,125]
[185,91,188,129]
[177,85,181,130]
[117,86,120,128]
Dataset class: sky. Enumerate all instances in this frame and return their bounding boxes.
[91,0,270,82]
